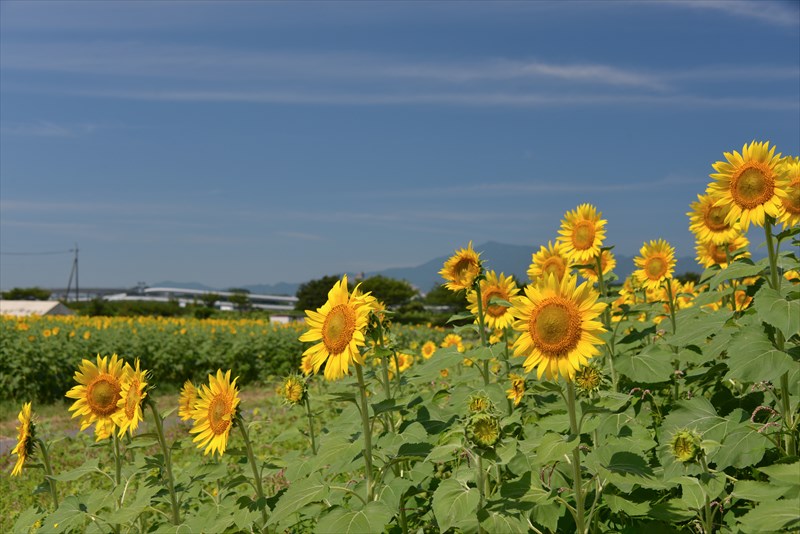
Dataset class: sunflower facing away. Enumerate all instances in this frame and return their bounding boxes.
[190,369,241,456]
[467,270,520,330]
[777,157,800,229]
[687,193,741,245]
[439,241,482,292]
[178,380,198,422]
[557,204,607,265]
[527,240,571,284]
[299,275,371,381]
[579,249,616,283]
[11,402,35,476]
[707,140,787,231]
[634,239,676,291]
[695,234,750,269]
[112,359,148,437]
[511,273,606,381]
[66,354,125,441]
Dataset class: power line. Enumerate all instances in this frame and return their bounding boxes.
[0,249,74,256]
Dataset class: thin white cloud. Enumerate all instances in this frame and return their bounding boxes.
[275,231,324,241]
[0,120,99,137]
[656,0,800,27]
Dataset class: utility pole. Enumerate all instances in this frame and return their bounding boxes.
[66,244,79,301]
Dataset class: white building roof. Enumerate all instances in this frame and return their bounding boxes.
[0,300,75,316]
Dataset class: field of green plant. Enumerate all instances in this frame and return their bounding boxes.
[2,140,799,533]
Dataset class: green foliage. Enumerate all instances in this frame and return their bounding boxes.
[1,287,53,300]
[357,275,419,307]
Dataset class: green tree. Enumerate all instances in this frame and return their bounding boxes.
[357,275,418,307]
[423,283,467,309]
[295,275,346,311]
[2,286,53,300]
[228,289,251,311]
[200,292,221,309]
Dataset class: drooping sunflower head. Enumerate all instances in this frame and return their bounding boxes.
[178,380,199,422]
[281,375,307,405]
[467,412,501,449]
[776,157,800,229]
[557,204,607,264]
[506,374,526,406]
[66,354,126,441]
[439,241,482,292]
[189,369,241,456]
[112,359,149,437]
[695,234,750,269]
[421,340,437,360]
[11,402,36,477]
[687,193,741,245]
[527,240,572,284]
[466,271,520,330]
[634,239,676,291]
[670,429,702,463]
[510,273,606,381]
[707,140,785,231]
[579,249,616,283]
[298,275,372,381]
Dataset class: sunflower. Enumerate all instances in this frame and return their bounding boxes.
[687,193,741,245]
[776,157,800,229]
[439,241,482,292]
[670,429,701,463]
[633,239,676,291]
[506,374,526,406]
[66,354,125,441]
[189,369,241,456]
[388,352,413,380]
[707,140,786,231]
[299,353,315,376]
[511,273,606,380]
[298,275,371,381]
[579,249,616,283]
[733,290,753,311]
[178,380,198,422]
[466,271,519,330]
[441,333,465,352]
[281,375,307,405]
[421,340,437,360]
[695,234,750,269]
[11,402,35,477]
[574,365,603,394]
[467,413,501,449]
[527,240,571,284]
[112,359,148,437]
[557,204,607,264]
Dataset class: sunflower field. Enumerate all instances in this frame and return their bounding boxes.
[4,140,800,533]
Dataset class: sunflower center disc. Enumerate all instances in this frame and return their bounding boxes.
[483,289,506,317]
[323,304,356,354]
[530,299,581,354]
[710,243,729,264]
[704,204,730,232]
[542,257,566,280]
[572,221,596,250]
[453,257,477,284]
[208,396,231,434]
[732,164,774,209]
[87,376,121,416]
[785,179,800,214]
[645,256,667,279]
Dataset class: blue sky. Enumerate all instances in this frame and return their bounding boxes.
[1,0,798,290]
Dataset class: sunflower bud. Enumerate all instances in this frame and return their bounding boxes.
[574,364,603,394]
[467,413,501,449]
[670,429,702,463]
[281,375,307,405]
[468,393,492,414]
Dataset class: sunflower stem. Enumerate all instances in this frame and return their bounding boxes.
[36,438,59,510]
[699,455,715,534]
[764,220,794,455]
[595,253,617,391]
[474,281,490,385]
[355,363,375,501]
[566,381,586,534]
[476,454,486,533]
[236,414,269,527]
[146,400,181,525]
[304,395,317,455]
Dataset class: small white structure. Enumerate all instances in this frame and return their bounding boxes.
[0,300,75,317]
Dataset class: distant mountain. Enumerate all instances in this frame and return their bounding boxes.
[368,241,702,293]
[240,282,299,296]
